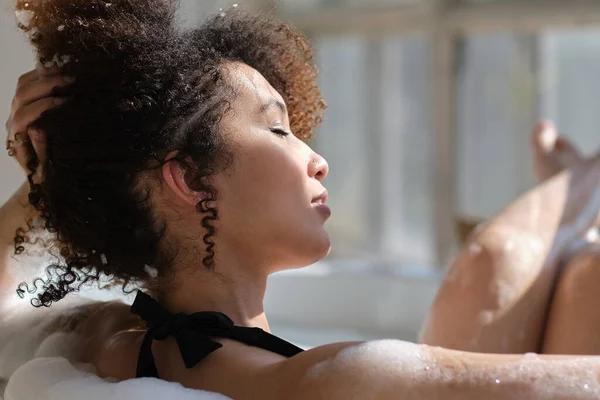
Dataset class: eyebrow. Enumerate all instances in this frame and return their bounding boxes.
[257,98,287,115]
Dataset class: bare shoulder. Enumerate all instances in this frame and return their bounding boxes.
[147,337,426,400]
[45,299,145,379]
[46,299,142,335]
[266,339,427,400]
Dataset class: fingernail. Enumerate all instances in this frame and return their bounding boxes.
[64,76,75,83]
[53,97,66,105]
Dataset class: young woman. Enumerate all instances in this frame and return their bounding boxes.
[3,0,600,398]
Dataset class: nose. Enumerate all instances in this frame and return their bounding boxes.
[308,151,329,181]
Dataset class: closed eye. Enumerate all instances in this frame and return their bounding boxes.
[271,128,290,137]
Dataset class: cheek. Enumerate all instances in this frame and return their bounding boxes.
[217,143,307,233]
[214,143,331,264]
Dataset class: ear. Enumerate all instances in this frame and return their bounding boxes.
[161,158,206,207]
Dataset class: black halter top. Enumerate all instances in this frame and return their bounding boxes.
[130,290,304,378]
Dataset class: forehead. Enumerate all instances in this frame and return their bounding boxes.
[224,62,284,109]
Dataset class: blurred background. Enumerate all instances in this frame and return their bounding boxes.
[1,0,600,348]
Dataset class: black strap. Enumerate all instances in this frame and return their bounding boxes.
[130,290,304,378]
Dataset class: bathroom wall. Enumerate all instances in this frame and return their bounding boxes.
[0,5,34,203]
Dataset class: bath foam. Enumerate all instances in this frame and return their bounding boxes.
[305,340,432,398]
[477,310,495,326]
[5,357,231,400]
[585,227,599,243]
[304,340,600,399]
[491,356,600,399]
[315,340,428,375]
[0,226,223,399]
[491,278,519,310]
[561,227,600,263]
[0,296,231,399]
[0,271,126,397]
[441,353,600,399]
[549,173,600,263]
[0,296,93,384]
[469,243,482,255]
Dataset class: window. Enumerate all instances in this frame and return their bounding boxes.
[461,0,539,3]
[279,0,423,12]
[457,29,600,220]
[456,33,537,218]
[178,0,264,25]
[314,35,434,266]
[313,36,371,258]
[278,0,600,268]
[539,29,600,158]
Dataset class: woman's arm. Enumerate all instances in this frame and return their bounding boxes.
[0,182,37,301]
[1,66,71,304]
[272,340,600,400]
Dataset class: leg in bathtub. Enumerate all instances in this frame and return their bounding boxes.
[420,121,600,354]
[456,121,584,245]
[542,242,600,354]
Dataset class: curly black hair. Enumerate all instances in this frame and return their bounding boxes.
[13,0,326,307]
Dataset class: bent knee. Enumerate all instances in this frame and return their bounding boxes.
[462,228,546,278]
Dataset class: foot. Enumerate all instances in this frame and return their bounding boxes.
[529,121,600,259]
[530,120,583,182]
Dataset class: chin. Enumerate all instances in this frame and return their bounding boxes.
[316,237,332,259]
[279,231,331,271]
[301,230,332,265]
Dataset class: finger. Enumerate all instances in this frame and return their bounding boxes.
[11,97,65,135]
[36,63,61,78]
[7,131,44,182]
[7,132,33,171]
[28,127,47,165]
[13,75,71,110]
[16,69,41,89]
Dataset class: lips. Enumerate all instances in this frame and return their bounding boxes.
[311,190,331,219]
[311,190,328,205]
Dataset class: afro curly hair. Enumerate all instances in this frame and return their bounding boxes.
[13,0,326,307]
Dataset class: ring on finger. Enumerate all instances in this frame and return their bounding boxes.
[6,132,29,156]
[10,132,29,147]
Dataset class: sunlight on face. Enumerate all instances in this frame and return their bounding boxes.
[210,62,331,272]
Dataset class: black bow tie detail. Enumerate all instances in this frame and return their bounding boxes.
[130,290,304,378]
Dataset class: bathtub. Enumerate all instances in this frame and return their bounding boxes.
[1,261,442,399]
[265,261,442,348]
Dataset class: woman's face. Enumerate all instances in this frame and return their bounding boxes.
[209,62,331,271]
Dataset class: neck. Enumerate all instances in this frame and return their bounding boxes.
[158,250,271,332]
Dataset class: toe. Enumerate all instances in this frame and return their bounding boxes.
[531,120,558,153]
